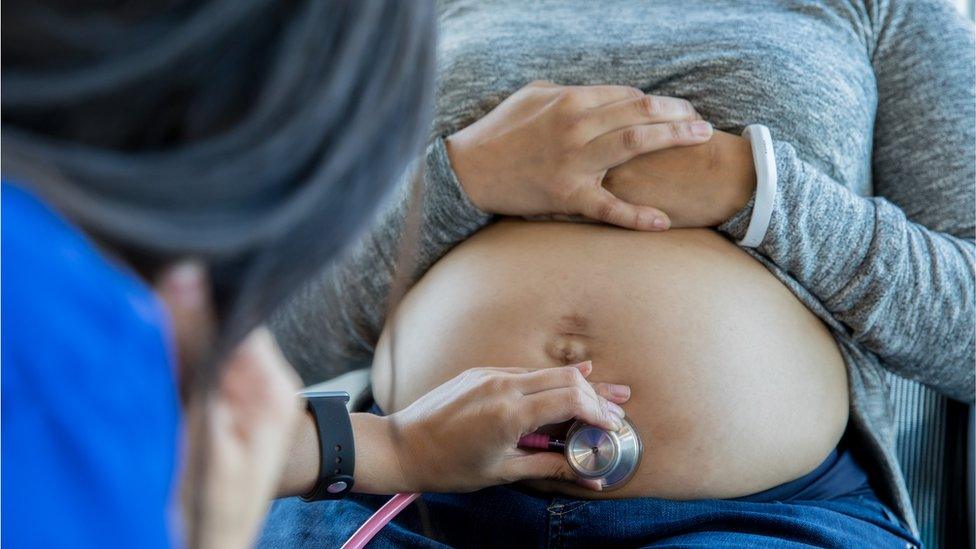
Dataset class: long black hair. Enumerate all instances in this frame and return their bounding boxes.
[3,0,435,545]
[2,0,435,351]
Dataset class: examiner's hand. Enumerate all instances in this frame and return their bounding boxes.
[353,361,631,494]
[158,263,303,549]
[445,80,712,231]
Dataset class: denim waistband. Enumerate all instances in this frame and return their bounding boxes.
[732,446,871,503]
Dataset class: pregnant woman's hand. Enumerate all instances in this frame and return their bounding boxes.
[446,80,713,231]
[603,129,758,228]
[352,361,631,494]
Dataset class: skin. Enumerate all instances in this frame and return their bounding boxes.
[156,81,777,546]
[604,130,758,228]
[447,81,758,231]
[372,221,850,499]
[156,263,633,548]
[446,80,717,231]
[370,81,849,498]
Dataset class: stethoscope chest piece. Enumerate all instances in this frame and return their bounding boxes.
[565,417,643,491]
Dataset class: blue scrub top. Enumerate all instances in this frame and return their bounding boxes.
[2,183,181,548]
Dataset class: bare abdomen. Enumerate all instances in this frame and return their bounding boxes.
[372,219,848,500]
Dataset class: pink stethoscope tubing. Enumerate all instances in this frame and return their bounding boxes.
[340,492,420,549]
[340,433,554,548]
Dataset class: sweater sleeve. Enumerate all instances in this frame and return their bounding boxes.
[270,137,492,383]
[719,0,975,403]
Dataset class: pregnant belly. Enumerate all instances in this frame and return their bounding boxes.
[372,219,849,500]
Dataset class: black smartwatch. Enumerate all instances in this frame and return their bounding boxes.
[301,390,355,500]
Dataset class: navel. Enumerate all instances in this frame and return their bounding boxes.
[545,335,590,364]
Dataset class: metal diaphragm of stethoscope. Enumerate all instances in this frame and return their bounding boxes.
[565,418,643,489]
[518,416,644,490]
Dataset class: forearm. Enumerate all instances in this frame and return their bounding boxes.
[604,126,974,401]
[276,411,409,498]
[270,138,492,383]
[718,140,975,402]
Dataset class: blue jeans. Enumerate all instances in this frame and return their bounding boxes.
[260,486,919,548]
[260,404,920,548]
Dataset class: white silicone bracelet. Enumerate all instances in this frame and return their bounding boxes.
[736,124,777,248]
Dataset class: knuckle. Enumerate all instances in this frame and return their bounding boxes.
[621,127,644,150]
[637,95,659,118]
[460,368,482,383]
[667,121,684,141]
[681,99,696,115]
[482,374,508,394]
[632,209,644,228]
[569,366,586,386]
[557,367,579,385]
[625,87,644,99]
[569,387,587,408]
[556,88,582,109]
[561,111,589,140]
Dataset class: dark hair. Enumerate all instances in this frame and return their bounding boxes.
[2,1,435,545]
[2,0,435,350]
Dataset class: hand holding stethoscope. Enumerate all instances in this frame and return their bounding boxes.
[369,360,631,494]
[339,360,638,549]
[159,262,634,548]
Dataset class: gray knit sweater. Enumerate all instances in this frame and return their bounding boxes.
[273,0,975,534]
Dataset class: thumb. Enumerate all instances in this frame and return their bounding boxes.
[504,452,603,491]
[576,186,670,232]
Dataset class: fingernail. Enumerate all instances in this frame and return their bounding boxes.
[652,217,670,230]
[577,478,603,491]
[609,384,631,400]
[572,360,593,373]
[690,121,712,138]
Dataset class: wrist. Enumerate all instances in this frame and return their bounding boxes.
[444,132,491,213]
[350,413,414,494]
[712,133,757,223]
[275,410,320,497]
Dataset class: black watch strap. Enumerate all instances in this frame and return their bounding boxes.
[301,390,355,500]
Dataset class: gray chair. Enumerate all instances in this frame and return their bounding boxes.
[308,369,975,548]
[886,374,974,548]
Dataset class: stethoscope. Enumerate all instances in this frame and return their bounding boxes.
[342,417,644,548]
[517,417,644,490]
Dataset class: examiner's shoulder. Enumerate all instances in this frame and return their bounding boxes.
[1,182,175,386]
